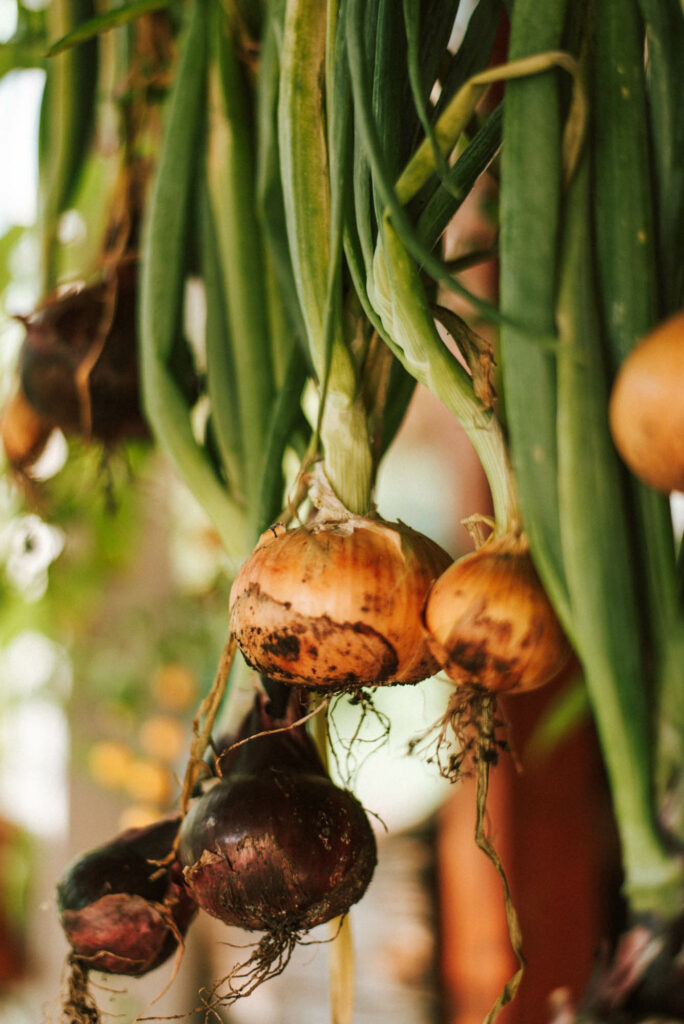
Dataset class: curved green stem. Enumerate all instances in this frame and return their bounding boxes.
[139,0,246,557]
[206,6,274,522]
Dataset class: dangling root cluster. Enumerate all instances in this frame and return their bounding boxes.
[61,957,101,1024]
[409,688,525,1024]
[408,686,509,783]
[327,688,392,790]
[198,924,302,1022]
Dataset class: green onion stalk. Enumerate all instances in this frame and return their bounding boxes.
[501,0,684,925]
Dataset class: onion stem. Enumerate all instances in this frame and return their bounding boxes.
[279,0,374,514]
[139,0,247,557]
[556,155,684,918]
[498,0,571,638]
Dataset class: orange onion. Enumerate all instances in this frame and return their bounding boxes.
[609,309,684,493]
[0,388,53,474]
[229,513,453,689]
[422,533,571,693]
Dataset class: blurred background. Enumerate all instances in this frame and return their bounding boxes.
[0,2,654,1021]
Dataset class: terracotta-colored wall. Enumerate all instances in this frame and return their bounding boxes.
[438,673,619,1024]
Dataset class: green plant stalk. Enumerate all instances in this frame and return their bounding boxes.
[346,0,502,325]
[256,7,307,377]
[498,0,570,629]
[592,0,678,662]
[556,158,684,918]
[198,175,244,499]
[139,0,246,557]
[207,8,274,523]
[370,220,519,535]
[434,0,502,118]
[347,0,582,337]
[40,0,97,291]
[417,105,503,250]
[45,0,172,55]
[279,0,373,514]
[256,343,309,532]
[637,0,684,311]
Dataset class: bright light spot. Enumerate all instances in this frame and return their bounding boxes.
[0,70,45,235]
[672,491,684,544]
[1,630,72,700]
[29,428,68,481]
[184,277,207,371]
[57,209,87,245]
[2,513,65,600]
[0,697,69,837]
[328,678,454,834]
[0,2,18,42]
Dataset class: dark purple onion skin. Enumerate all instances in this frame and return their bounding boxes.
[57,816,196,976]
[178,699,377,933]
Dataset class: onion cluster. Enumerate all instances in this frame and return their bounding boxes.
[229,513,452,689]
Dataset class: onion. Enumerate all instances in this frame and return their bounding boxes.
[422,532,571,693]
[0,388,53,475]
[609,308,684,493]
[57,815,196,977]
[18,257,147,444]
[229,512,453,689]
[178,693,376,1003]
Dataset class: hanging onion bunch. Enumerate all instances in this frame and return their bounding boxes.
[177,691,377,1008]
[229,508,452,691]
[417,531,572,779]
[57,815,196,1023]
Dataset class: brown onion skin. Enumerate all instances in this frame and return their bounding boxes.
[609,309,684,493]
[422,534,572,693]
[178,699,377,932]
[18,258,147,444]
[229,515,453,689]
[57,816,196,976]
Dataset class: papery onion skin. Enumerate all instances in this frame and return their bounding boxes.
[229,515,453,689]
[422,534,572,693]
[178,697,377,932]
[609,309,684,493]
[57,816,196,976]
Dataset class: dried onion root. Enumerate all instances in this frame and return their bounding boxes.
[416,530,572,1021]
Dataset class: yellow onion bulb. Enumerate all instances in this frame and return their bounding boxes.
[422,533,571,693]
[229,514,453,688]
[609,309,684,493]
